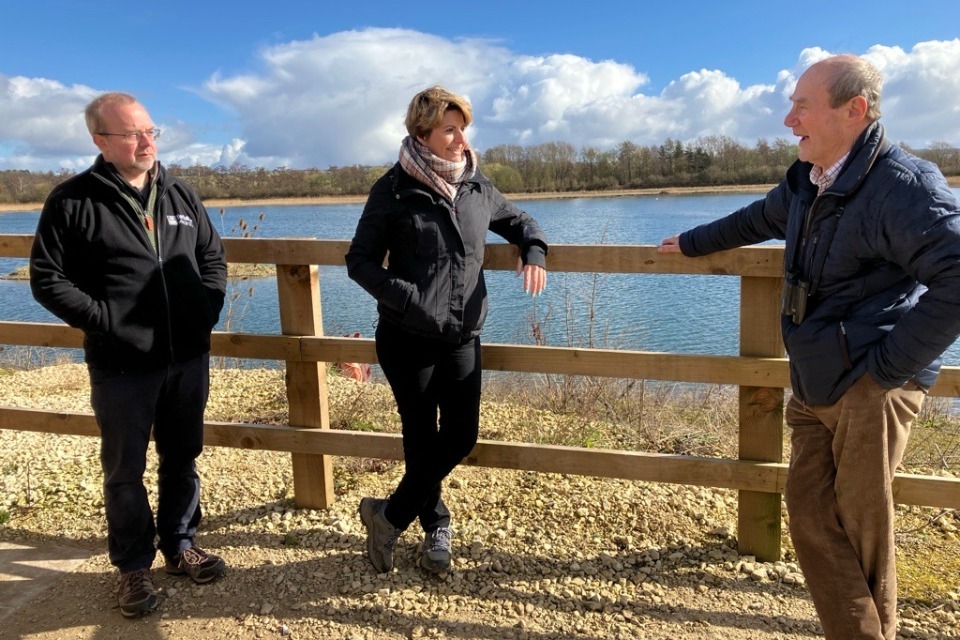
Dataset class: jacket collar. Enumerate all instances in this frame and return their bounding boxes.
[390,161,491,201]
[786,121,889,201]
[827,122,890,197]
[92,154,165,197]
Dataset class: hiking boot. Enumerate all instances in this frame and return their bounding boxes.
[417,527,453,573]
[358,497,402,572]
[117,568,157,618]
[165,546,225,584]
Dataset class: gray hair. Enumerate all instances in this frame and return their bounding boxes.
[823,55,883,122]
[84,92,138,134]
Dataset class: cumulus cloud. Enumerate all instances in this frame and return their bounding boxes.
[3,32,960,171]
[203,29,517,168]
[201,29,663,166]
[0,75,99,169]
[202,30,960,168]
[862,39,960,148]
[0,74,272,171]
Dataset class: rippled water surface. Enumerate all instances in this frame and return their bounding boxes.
[4,189,960,367]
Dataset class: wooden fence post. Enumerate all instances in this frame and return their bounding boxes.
[737,275,785,561]
[276,264,334,509]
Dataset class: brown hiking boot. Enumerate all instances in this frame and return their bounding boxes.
[117,568,157,618]
[165,546,225,584]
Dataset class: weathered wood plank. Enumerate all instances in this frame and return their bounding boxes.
[0,234,33,258]
[480,343,790,386]
[222,238,351,265]
[893,473,960,509]
[0,321,84,348]
[276,264,333,509]
[737,276,786,562]
[210,333,302,360]
[2,235,784,277]
[488,244,784,277]
[4,322,960,396]
[3,407,956,509]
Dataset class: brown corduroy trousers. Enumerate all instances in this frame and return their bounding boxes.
[785,373,926,640]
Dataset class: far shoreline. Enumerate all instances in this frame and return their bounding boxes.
[2,176,959,213]
[0,184,775,213]
[199,183,780,208]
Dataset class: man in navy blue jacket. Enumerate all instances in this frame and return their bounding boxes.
[30,93,228,618]
[660,56,960,639]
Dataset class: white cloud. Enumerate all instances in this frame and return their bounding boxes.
[160,137,289,170]
[0,75,237,171]
[203,29,516,168]
[202,30,960,168]
[3,32,960,171]
[202,29,663,166]
[0,75,99,169]
[862,40,960,148]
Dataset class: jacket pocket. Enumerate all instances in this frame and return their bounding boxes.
[401,286,439,334]
[85,298,111,336]
[784,318,856,405]
[838,322,852,370]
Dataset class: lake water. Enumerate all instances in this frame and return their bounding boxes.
[3,189,960,367]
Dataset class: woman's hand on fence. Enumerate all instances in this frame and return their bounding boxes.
[516,258,546,296]
[658,235,682,253]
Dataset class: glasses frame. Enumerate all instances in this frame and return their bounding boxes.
[96,128,161,142]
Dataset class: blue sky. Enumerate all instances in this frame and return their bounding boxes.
[2,0,959,171]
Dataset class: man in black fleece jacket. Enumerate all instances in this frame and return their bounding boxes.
[29,93,228,618]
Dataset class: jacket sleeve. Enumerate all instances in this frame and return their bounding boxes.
[188,189,227,320]
[867,174,960,387]
[679,182,790,256]
[29,192,108,334]
[486,186,548,268]
[344,177,416,313]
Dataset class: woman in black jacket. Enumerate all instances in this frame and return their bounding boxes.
[346,85,548,574]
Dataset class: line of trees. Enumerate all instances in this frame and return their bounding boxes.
[2,137,958,205]
[480,136,798,193]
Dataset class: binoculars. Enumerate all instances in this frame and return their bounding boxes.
[781,278,810,325]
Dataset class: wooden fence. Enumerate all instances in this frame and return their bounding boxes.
[1,233,959,562]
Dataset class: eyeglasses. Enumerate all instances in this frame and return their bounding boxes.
[96,128,161,142]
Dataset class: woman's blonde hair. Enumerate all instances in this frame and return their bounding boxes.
[405,86,473,139]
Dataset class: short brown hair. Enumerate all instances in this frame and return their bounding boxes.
[822,55,883,122]
[84,92,138,134]
[404,86,473,139]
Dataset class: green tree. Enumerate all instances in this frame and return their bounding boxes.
[484,162,524,193]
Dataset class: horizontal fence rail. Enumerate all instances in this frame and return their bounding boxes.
[1,320,958,396]
[2,233,959,562]
[1,234,786,275]
[1,406,956,511]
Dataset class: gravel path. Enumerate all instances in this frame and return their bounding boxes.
[2,364,958,640]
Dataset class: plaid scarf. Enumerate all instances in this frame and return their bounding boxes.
[398,136,477,205]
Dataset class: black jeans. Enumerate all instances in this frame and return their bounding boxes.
[376,321,481,532]
[88,354,209,572]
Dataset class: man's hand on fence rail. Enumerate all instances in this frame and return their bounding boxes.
[657,235,682,253]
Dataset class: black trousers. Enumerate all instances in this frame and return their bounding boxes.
[88,354,209,572]
[376,321,481,532]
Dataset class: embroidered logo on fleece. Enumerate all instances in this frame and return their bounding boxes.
[165,214,196,227]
